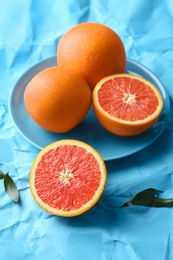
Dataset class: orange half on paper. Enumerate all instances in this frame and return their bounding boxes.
[30,139,107,217]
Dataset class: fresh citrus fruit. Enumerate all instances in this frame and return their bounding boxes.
[92,74,163,136]
[24,66,91,133]
[30,139,107,217]
[57,22,126,91]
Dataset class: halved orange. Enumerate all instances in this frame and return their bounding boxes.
[30,139,107,217]
[92,74,163,136]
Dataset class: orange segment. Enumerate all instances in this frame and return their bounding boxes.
[30,140,107,217]
[92,74,163,136]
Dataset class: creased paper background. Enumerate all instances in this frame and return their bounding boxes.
[0,0,173,259]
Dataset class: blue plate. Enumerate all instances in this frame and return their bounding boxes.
[9,57,170,161]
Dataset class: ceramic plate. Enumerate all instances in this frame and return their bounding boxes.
[9,57,170,160]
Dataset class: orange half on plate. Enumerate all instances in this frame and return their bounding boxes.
[92,74,163,136]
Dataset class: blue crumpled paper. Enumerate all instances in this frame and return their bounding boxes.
[0,0,173,259]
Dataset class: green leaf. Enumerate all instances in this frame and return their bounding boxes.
[4,173,19,203]
[120,188,166,208]
[0,170,5,179]
[149,197,173,207]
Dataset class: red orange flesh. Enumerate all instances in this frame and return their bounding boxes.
[30,140,107,217]
[92,74,163,136]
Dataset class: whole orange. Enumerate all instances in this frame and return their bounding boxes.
[57,22,126,90]
[24,66,91,133]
